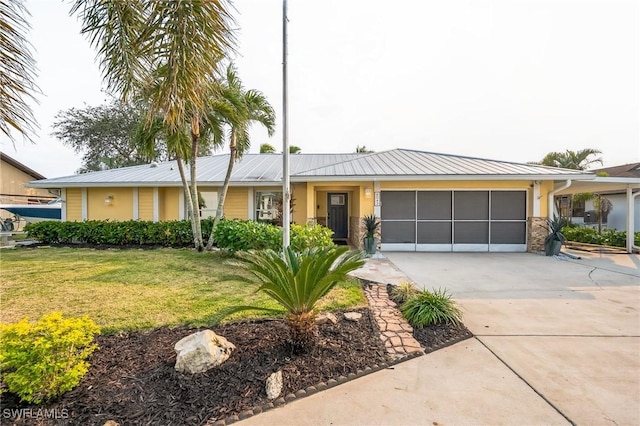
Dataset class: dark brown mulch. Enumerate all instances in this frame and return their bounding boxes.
[2,308,389,426]
[386,284,473,352]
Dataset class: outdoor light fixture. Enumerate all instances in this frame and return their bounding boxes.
[365,187,372,198]
[104,195,114,206]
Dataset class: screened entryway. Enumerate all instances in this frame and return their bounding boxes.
[380,190,527,252]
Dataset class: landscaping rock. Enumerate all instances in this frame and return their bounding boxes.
[265,370,283,400]
[103,421,120,426]
[316,312,338,325]
[174,330,235,374]
[344,312,362,322]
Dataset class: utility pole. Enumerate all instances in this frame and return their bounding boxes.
[282,0,291,249]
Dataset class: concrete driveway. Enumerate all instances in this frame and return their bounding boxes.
[386,250,640,426]
[240,251,639,426]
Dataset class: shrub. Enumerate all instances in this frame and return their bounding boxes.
[225,246,365,351]
[389,281,419,305]
[401,288,462,328]
[25,219,336,251]
[213,220,335,252]
[0,312,100,404]
[562,226,640,248]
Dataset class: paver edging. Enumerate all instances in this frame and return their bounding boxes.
[210,350,423,425]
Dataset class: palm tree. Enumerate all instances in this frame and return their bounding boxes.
[230,246,365,351]
[205,64,275,250]
[355,145,373,153]
[538,148,603,170]
[70,0,236,251]
[260,143,276,153]
[289,145,301,154]
[0,0,40,143]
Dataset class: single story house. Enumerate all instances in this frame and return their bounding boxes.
[28,148,638,252]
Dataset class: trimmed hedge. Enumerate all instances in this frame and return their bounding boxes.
[562,226,640,248]
[212,220,335,252]
[25,219,335,251]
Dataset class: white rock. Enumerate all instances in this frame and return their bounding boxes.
[316,312,338,325]
[266,370,283,400]
[344,312,362,322]
[174,330,236,374]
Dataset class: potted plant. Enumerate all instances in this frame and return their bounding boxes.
[544,215,567,256]
[362,214,380,255]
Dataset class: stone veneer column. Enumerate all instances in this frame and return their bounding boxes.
[527,217,547,252]
[349,216,364,249]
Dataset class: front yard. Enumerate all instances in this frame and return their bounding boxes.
[0,247,366,332]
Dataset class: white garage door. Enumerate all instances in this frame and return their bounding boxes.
[380,190,527,252]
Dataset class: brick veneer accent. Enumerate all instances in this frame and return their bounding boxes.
[527,217,547,252]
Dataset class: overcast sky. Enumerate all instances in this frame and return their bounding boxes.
[1,0,638,178]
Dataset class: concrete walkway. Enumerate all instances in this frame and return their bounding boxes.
[240,251,639,426]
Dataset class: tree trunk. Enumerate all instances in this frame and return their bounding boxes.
[190,116,204,251]
[205,131,237,250]
[176,154,199,248]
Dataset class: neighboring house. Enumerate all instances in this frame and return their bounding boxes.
[28,148,602,253]
[584,163,640,232]
[1,152,56,218]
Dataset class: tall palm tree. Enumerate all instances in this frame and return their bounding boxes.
[260,143,276,153]
[538,148,603,170]
[70,0,236,251]
[205,64,275,250]
[0,0,40,143]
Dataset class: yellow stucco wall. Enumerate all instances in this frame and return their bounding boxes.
[224,187,248,219]
[159,187,180,221]
[291,183,307,224]
[138,188,154,221]
[88,188,133,221]
[65,188,82,221]
[0,159,52,200]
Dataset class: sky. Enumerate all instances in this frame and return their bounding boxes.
[1,0,638,178]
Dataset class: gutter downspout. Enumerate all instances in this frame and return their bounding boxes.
[548,180,572,219]
[628,186,639,253]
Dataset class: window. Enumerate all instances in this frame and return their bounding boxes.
[256,192,280,221]
[200,191,218,218]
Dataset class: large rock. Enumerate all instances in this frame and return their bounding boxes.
[266,370,283,400]
[315,312,338,325]
[174,330,236,374]
[344,312,362,322]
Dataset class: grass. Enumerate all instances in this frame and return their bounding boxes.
[0,247,366,333]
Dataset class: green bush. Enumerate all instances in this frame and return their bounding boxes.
[389,281,419,305]
[401,288,463,328]
[562,226,640,247]
[0,312,100,404]
[25,219,213,247]
[213,220,335,252]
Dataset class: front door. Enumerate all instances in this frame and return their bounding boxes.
[327,193,348,239]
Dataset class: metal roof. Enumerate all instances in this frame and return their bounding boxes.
[28,149,593,188]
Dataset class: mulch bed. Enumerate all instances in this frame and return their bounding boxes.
[2,308,389,426]
[3,284,473,426]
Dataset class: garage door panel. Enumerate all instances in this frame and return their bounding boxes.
[492,191,526,220]
[454,222,489,244]
[417,222,452,243]
[490,222,526,244]
[417,191,452,220]
[381,221,416,243]
[455,191,489,220]
[381,191,415,220]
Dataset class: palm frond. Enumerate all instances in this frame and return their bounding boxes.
[0,0,40,143]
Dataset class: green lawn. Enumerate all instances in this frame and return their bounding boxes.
[0,247,366,333]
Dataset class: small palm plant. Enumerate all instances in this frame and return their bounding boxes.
[401,288,463,328]
[230,246,365,351]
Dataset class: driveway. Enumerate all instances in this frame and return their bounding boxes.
[240,251,639,426]
[386,250,640,426]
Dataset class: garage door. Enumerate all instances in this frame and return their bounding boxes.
[380,190,527,252]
